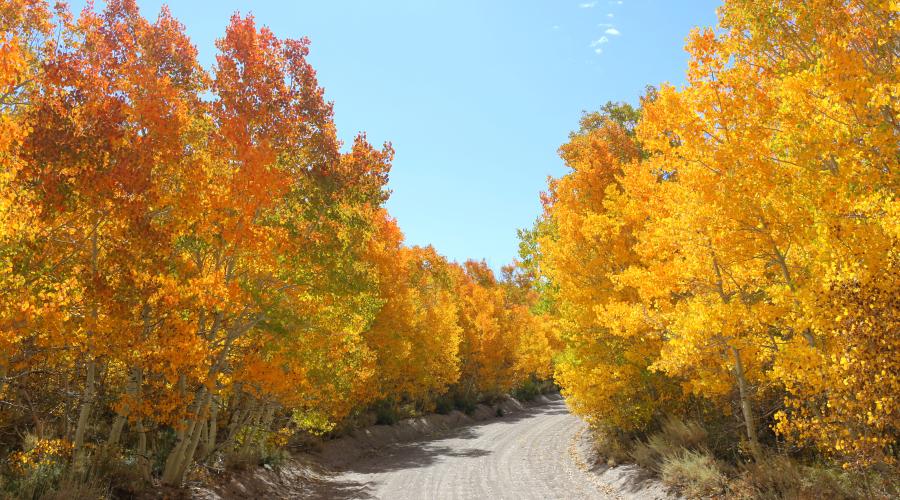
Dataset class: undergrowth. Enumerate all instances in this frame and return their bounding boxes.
[589,417,899,499]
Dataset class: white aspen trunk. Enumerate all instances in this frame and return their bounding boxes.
[260,404,275,433]
[202,395,219,458]
[173,393,212,482]
[73,226,101,466]
[162,318,239,485]
[134,364,150,481]
[73,357,96,467]
[161,388,208,484]
[226,390,247,443]
[136,417,150,481]
[0,358,7,397]
[239,404,263,454]
[108,366,141,447]
[732,347,763,461]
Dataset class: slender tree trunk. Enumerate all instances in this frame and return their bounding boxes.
[20,387,45,438]
[110,306,153,448]
[239,404,263,454]
[238,402,274,454]
[161,312,219,484]
[161,388,208,484]
[260,404,275,433]
[133,368,150,481]
[198,413,208,451]
[135,417,150,481]
[175,393,211,481]
[160,375,188,482]
[64,375,72,439]
[73,226,100,467]
[222,393,257,452]
[202,395,219,458]
[226,389,247,443]
[161,311,259,485]
[108,366,142,447]
[162,321,237,485]
[73,357,96,466]
[174,375,187,446]
[772,244,795,292]
[732,347,762,461]
[771,245,816,347]
[0,358,7,397]
[107,405,126,446]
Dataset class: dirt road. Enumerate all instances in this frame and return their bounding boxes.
[316,399,616,499]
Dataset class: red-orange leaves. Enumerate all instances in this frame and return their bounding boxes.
[0,2,554,488]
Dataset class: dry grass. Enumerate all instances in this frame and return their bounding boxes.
[630,415,709,472]
[727,456,899,500]
[588,426,631,465]
[660,449,727,498]
[37,476,107,500]
[599,416,900,499]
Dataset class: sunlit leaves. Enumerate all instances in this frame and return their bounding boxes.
[533,0,898,468]
[0,1,552,485]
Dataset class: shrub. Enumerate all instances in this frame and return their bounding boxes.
[37,476,107,500]
[452,393,478,415]
[658,416,707,450]
[661,449,727,498]
[798,464,854,498]
[397,403,420,420]
[590,427,631,465]
[5,461,66,499]
[222,448,260,472]
[434,395,455,415]
[224,426,292,472]
[3,436,72,499]
[374,402,400,426]
[86,449,149,498]
[511,378,541,402]
[222,445,290,472]
[630,416,709,472]
[630,436,663,471]
[735,455,805,499]
[728,456,899,500]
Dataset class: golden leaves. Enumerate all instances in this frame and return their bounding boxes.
[535,0,899,469]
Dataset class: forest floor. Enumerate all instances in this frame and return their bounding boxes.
[191,396,674,499]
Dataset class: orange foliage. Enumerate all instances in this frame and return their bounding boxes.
[0,0,553,487]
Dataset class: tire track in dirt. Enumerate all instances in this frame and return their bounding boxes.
[320,399,614,499]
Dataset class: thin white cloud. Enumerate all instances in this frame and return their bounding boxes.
[590,36,609,47]
[594,47,604,54]
[598,22,614,27]
[607,13,614,18]
[605,27,621,35]
[552,25,560,30]
[579,1,597,7]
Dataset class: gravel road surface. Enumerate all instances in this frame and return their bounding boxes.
[316,399,614,499]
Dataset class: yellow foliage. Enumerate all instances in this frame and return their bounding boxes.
[534,0,898,468]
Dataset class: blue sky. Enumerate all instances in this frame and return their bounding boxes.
[74,0,721,269]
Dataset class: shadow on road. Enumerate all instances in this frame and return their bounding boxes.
[303,440,493,499]
[303,476,379,500]
[352,443,491,473]
[540,408,570,415]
